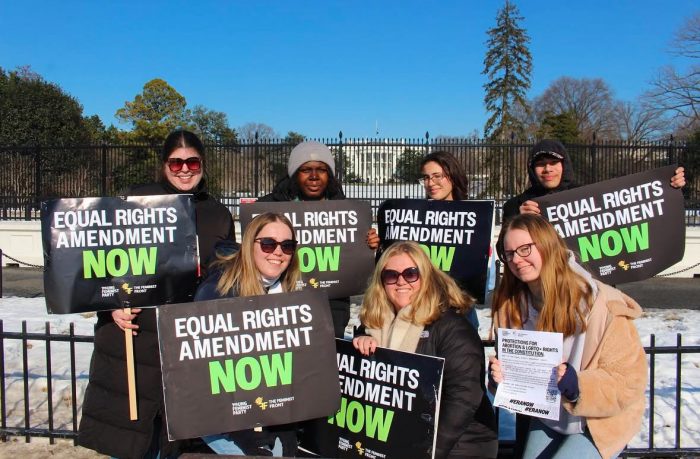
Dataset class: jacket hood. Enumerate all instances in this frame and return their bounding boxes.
[595,281,643,320]
[265,175,346,201]
[569,254,642,320]
[526,139,576,194]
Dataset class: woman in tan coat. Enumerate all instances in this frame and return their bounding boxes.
[489,214,647,459]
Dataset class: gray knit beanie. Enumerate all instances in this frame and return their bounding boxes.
[287,141,335,177]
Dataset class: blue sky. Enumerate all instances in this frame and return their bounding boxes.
[1,0,697,139]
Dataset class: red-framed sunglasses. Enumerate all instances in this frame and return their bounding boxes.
[167,157,202,172]
[255,237,298,255]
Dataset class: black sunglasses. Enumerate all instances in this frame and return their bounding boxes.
[381,267,420,285]
[167,157,202,172]
[255,237,298,255]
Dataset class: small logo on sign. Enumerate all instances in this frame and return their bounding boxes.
[355,441,365,455]
[618,260,630,271]
[255,397,268,410]
[121,283,133,294]
[309,278,320,288]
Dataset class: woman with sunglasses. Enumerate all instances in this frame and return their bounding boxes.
[79,130,234,459]
[194,212,301,456]
[353,241,498,459]
[489,214,647,459]
[129,129,235,268]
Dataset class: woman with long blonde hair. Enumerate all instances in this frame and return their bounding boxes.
[354,241,497,459]
[194,212,301,456]
[490,214,647,459]
[203,212,300,298]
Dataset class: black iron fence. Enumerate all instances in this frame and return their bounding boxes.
[1,137,699,224]
[1,320,698,457]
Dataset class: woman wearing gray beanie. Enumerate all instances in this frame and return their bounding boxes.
[258,140,349,338]
[258,140,346,202]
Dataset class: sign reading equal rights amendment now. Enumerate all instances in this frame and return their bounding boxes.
[240,200,374,298]
[377,199,495,303]
[535,165,685,284]
[157,290,340,440]
[300,339,444,459]
[41,195,198,314]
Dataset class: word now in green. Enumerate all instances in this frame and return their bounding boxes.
[578,222,649,262]
[328,396,394,442]
[83,247,157,279]
[209,352,293,394]
[419,244,455,271]
[298,246,340,272]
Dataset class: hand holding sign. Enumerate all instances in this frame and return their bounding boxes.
[534,165,685,284]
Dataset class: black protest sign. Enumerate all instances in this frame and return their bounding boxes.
[535,165,685,284]
[157,290,340,440]
[300,339,444,459]
[41,195,198,314]
[240,200,374,298]
[377,199,495,303]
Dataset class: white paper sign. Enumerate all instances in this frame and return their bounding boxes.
[493,328,563,421]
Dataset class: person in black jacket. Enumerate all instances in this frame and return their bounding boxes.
[502,139,686,223]
[501,139,579,222]
[257,140,351,338]
[353,240,497,459]
[78,130,234,459]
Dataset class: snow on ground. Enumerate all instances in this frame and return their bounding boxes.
[0,297,698,454]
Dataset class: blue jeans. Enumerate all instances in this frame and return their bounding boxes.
[465,306,480,330]
[202,434,283,456]
[522,419,602,459]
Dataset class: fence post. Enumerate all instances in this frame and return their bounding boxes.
[425,131,430,156]
[337,131,344,184]
[254,131,260,198]
[509,132,516,197]
[101,141,108,196]
[591,132,598,184]
[668,134,676,165]
[31,144,41,221]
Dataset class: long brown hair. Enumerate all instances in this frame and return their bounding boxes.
[361,241,474,328]
[212,212,301,296]
[492,214,592,337]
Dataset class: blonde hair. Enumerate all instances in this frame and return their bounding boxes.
[212,212,301,296]
[360,241,474,329]
[492,214,592,337]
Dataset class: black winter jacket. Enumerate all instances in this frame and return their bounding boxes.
[78,180,234,459]
[416,309,498,459]
[502,145,578,222]
[257,175,346,202]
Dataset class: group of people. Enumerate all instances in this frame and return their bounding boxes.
[76,131,681,459]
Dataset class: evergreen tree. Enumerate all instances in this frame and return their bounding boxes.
[115,78,189,143]
[0,66,101,145]
[536,111,580,143]
[394,148,424,183]
[482,0,533,140]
